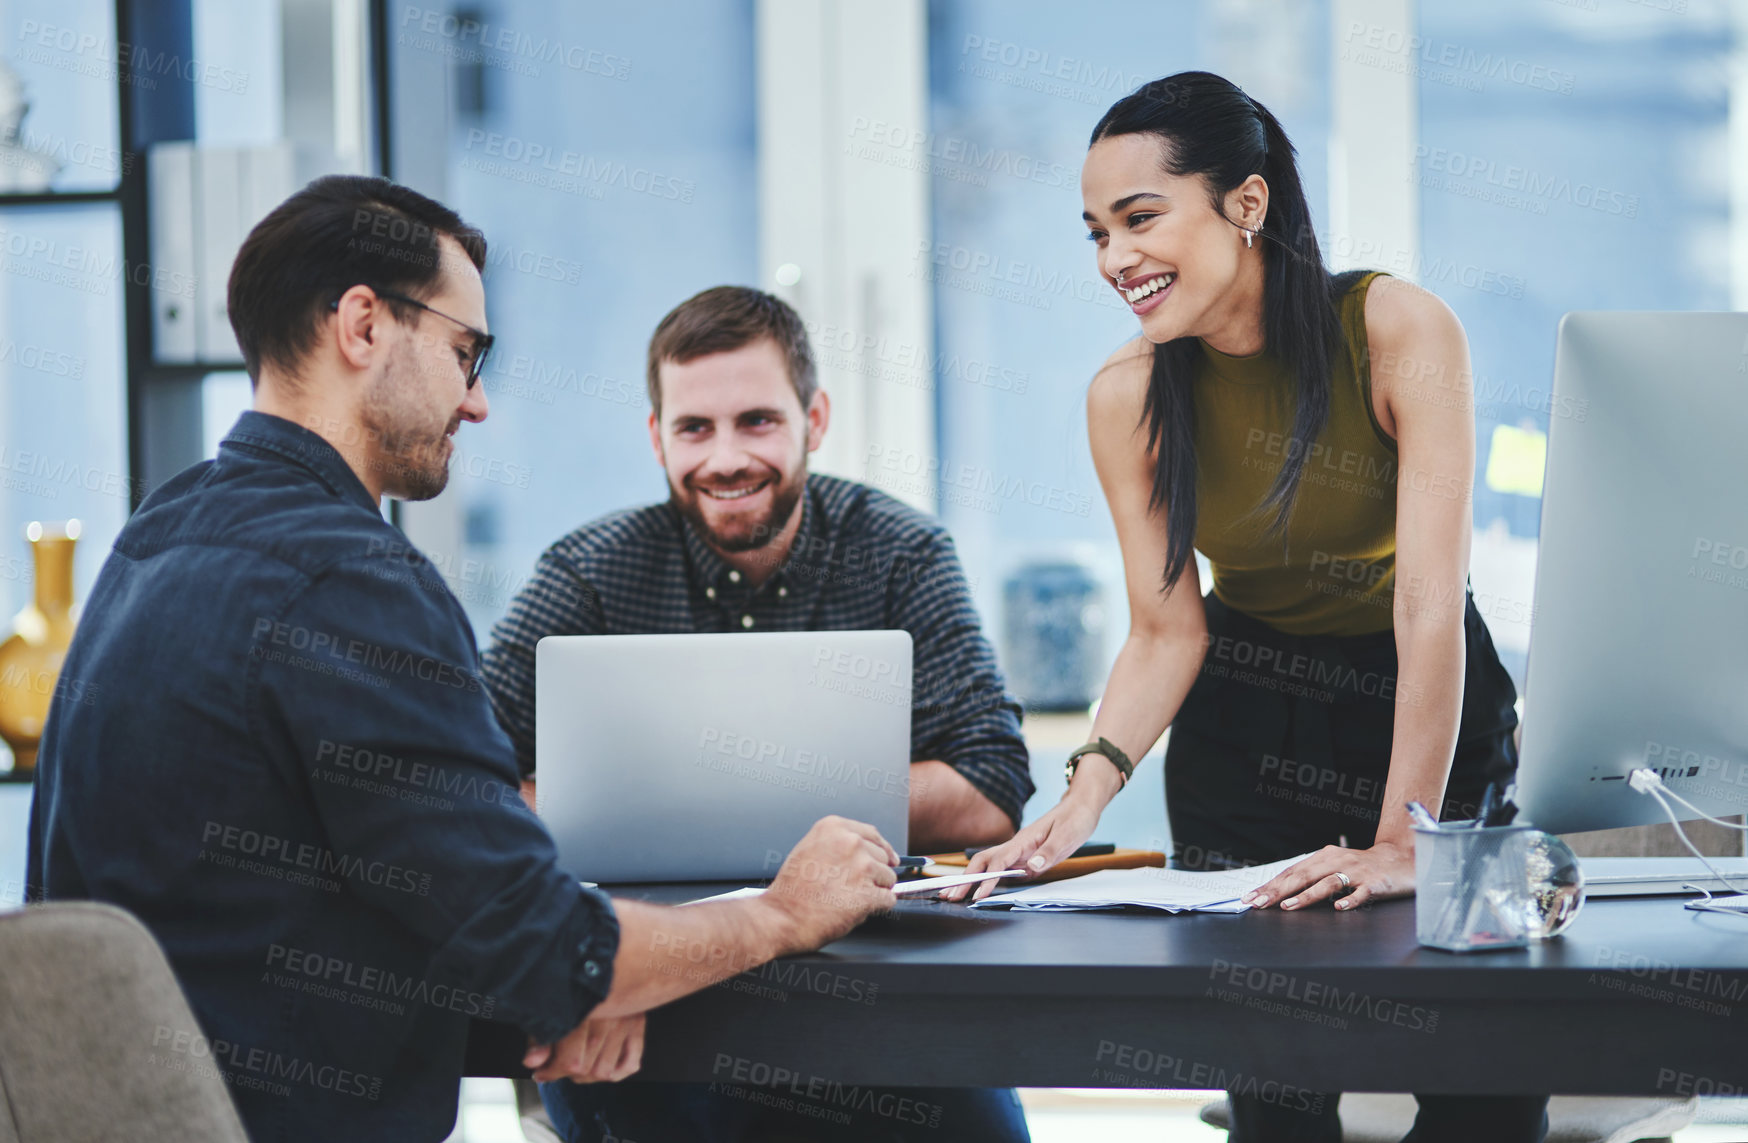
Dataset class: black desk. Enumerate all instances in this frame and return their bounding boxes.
[471,888,1748,1098]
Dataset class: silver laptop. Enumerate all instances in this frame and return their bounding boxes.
[535,631,912,883]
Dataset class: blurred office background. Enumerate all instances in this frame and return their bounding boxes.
[5,0,1742,832]
[3,1,1748,1138]
[412,0,1740,841]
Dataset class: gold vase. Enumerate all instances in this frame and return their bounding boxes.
[0,521,80,774]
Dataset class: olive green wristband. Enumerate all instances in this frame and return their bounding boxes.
[1065,737,1134,790]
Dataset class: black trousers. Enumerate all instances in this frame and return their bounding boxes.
[1165,589,1547,1143]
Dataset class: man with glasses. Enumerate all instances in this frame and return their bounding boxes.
[27,176,899,1142]
[339,287,496,383]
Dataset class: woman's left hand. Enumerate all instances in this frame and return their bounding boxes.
[1241,840,1415,912]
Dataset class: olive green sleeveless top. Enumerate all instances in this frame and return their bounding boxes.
[1192,270,1397,637]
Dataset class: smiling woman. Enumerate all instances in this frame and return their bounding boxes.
[1079,74,1344,587]
[951,71,1544,1143]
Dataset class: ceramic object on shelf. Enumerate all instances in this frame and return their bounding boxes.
[0,520,81,774]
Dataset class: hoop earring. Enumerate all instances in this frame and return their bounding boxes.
[1243,228,1254,249]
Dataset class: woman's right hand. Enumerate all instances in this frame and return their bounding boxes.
[939,795,1104,902]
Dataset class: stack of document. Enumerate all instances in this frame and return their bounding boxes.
[971,853,1312,914]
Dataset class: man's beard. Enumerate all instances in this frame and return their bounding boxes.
[671,465,806,555]
[361,346,453,502]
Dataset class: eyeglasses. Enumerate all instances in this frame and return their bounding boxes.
[329,287,495,389]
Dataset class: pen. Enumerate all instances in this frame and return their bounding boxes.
[1482,783,1519,827]
[893,855,932,881]
[1406,801,1441,831]
[1471,782,1501,828]
[965,842,1116,861]
[1437,784,1522,946]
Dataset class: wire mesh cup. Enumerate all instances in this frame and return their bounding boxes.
[1413,823,1586,952]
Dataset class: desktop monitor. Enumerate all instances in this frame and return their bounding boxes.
[1515,311,1748,834]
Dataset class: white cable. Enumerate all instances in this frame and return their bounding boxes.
[1628,770,1748,906]
[1650,782,1748,831]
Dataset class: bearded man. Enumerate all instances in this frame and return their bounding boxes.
[482,285,1035,1143]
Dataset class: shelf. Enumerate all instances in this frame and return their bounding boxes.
[0,190,124,207]
[139,363,248,377]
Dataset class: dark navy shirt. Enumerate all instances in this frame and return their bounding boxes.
[27,411,618,1143]
[482,474,1034,826]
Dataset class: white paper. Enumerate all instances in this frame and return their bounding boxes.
[970,853,1314,913]
[683,886,768,906]
[892,869,1026,896]
[683,869,1025,907]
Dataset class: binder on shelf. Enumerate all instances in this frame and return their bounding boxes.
[195,146,244,364]
[242,143,296,240]
[147,141,306,368]
[147,142,197,364]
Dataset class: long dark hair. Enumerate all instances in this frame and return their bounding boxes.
[1090,72,1343,593]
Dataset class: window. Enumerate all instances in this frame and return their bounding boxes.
[1417,0,1734,686]
[925,0,1333,630]
[923,1,1333,840]
[0,204,127,625]
[0,0,122,193]
[0,0,127,658]
[389,0,758,631]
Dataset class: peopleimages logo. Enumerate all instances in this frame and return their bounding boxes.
[695,726,908,798]
[397,5,630,79]
[9,127,132,178]
[846,117,1076,189]
[863,444,1094,518]
[0,664,99,708]
[955,34,1150,106]
[1341,22,1576,95]
[1208,958,1440,1034]
[912,238,1126,313]
[1413,146,1638,219]
[0,338,85,378]
[248,616,483,693]
[1092,1041,1327,1110]
[313,738,525,812]
[710,1054,943,1128]
[0,445,145,502]
[265,943,497,1018]
[804,318,1030,395]
[0,221,197,298]
[461,129,695,202]
[17,19,251,93]
[150,1025,383,1101]
[200,820,432,896]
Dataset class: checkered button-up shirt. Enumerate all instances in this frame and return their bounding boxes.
[481,473,1034,825]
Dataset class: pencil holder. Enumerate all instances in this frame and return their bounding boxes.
[1413,823,1585,953]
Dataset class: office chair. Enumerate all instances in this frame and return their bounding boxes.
[0,902,249,1143]
[1199,1093,1698,1143]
